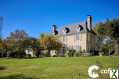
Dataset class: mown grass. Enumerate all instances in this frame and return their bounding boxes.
[0,56,119,79]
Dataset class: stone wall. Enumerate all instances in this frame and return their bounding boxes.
[59,32,96,53]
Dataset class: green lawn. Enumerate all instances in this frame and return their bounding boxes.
[0,56,119,79]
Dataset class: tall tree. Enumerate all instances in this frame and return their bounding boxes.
[95,18,119,55]
[39,34,62,56]
[95,22,108,52]
[109,19,119,55]
[0,38,3,57]
[6,30,28,57]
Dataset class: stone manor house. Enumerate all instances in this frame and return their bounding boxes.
[51,15,96,54]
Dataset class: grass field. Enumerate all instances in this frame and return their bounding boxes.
[0,56,119,79]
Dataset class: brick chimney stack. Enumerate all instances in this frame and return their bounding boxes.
[51,25,58,35]
[86,15,92,31]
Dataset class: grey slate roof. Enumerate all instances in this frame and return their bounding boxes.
[59,22,89,36]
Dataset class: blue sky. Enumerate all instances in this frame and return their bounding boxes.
[0,0,119,38]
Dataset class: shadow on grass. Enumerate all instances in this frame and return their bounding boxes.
[0,66,6,70]
[0,74,38,79]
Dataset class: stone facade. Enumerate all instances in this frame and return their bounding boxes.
[51,15,96,53]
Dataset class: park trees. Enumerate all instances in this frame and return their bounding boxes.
[22,37,40,57]
[39,34,62,56]
[95,18,119,55]
[0,38,3,57]
[5,30,28,57]
[4,30,40,58]
[109,19,119,55]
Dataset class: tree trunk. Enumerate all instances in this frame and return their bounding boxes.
[114,40,119,55]
[48,49,51,57]
[1,51,3,57]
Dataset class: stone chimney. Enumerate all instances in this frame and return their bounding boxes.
[86,15,92,31]
[51,25,58,35]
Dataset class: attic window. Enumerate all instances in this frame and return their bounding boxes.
[63,27,70,34]
[76,25,83,32]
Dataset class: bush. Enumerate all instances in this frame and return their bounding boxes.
[65,49,76,57]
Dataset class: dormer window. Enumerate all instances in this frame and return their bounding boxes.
[63,27,70,34]
[76,25,83,32]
